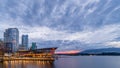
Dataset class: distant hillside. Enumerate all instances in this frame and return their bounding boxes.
[81,48,120,54]
[55,48,120,56]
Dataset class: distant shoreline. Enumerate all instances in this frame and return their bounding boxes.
[55,52,120,56]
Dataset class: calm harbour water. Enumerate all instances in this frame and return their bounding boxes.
[0,56,120,68]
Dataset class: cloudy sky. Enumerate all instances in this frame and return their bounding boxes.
[0,0,120,51]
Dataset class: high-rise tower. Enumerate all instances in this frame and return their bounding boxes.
[4,28,19,52]
[22,35,28,50]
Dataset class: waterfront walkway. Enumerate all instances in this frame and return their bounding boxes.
[0,57,54,62]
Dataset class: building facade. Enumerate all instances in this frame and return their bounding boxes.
[22,35,28,50]
[30,42,37,50]
[0,40,4,56]
[4,28,19,52]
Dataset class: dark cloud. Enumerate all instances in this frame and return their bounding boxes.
[0,0,120,50]
[0,0,120,30]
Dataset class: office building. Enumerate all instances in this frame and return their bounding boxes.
[30,42,37,50]
[22,35,28,50]
[4,28,19,52]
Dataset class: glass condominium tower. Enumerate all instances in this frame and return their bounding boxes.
[22,35,28,50]
[4,28,19,52]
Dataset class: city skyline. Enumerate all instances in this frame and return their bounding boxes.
[0,1,119,68]
[0,0,120,51]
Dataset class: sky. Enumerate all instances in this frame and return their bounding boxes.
[0,0,120,51]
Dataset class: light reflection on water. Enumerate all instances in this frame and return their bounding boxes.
[0,61,54,68]
[1,56,120,68]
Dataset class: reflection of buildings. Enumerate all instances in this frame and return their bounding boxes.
[21,35,28,50]
[4,61,54,68]
[4,28,19,52]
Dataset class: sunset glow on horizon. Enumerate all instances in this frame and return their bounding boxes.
[55,50,80,54]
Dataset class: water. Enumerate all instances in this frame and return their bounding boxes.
[0,56,120,68]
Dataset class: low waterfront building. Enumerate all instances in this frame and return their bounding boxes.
[34,47,58,54]
[16,47,57,57]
